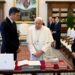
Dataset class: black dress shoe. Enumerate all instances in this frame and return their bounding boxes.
[55,47,61,49]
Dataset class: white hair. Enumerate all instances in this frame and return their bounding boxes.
[34,17,43,23]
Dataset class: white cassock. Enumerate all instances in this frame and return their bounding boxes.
[27,25,54,61]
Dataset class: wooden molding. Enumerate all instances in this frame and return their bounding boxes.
[46,1,75,4]
[0,0,5,3]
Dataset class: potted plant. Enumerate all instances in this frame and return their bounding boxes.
[66,12,75,37]
[66,12,75,28]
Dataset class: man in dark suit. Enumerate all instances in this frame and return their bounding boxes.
[52,17,61,49]
[47,16,55,31]
[47,16,55,40]
[0,7,20,61]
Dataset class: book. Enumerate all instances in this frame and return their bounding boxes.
[22,61,41,70]
[58,60,68,69]
[44,56,59,64]
[45,62,54,69]
[17,60,29,66]
[17,60,41,70]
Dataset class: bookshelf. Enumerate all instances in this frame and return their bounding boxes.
[0,1,5,23]
[46,1,75,33]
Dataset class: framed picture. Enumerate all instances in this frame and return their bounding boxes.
[13,0,39,23]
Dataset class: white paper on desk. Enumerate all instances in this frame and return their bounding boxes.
[28,61,41,66]
[0,54,15,70]
[44,56,59,63]
[18,60,29,66]
[0,61,15,70]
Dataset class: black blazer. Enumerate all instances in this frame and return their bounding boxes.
[1,17,20,53]
[53,22,61,39]
[47,22,55,31]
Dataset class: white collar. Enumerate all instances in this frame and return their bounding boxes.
[8,17,14,23]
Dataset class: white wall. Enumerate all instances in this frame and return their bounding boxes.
[39,0,47,25]
[3,0,74,37]
[4,0,47,25]
[4,0,14,18]
[4,0,75,25]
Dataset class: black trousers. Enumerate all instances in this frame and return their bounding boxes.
[13,52,17,60]
[55,39,61,49]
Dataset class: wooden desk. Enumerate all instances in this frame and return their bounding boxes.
[0,60,74,75]
[0,43,74,75]
[0,68,74,75]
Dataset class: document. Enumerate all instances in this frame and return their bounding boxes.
[0,54,15,70]
[18,60,41,66]
[28,61,41,66]
[18,60,29,66]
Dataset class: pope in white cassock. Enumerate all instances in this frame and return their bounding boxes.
[27,17,54,61]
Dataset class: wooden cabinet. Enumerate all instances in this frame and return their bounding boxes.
[0,1,5,23]
[46,1,75,33]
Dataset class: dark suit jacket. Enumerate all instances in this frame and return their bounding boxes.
[1,17,20,53]
[47,22,55,31]
[53,22,61,40]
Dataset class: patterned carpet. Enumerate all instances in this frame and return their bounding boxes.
[17,45,30,61]
[17,45,72,65]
